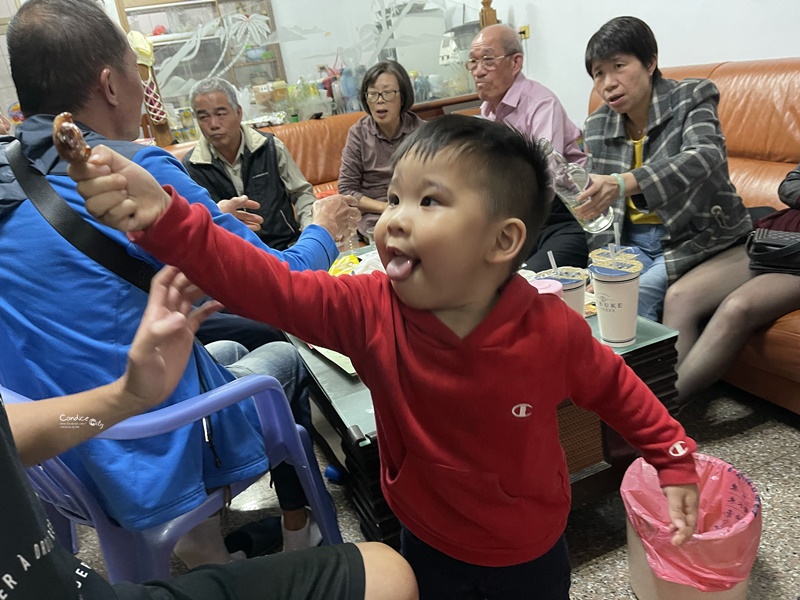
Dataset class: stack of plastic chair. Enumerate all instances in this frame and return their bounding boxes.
[1,375,342,584]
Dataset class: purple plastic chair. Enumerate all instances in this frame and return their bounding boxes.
[1,375,342,584]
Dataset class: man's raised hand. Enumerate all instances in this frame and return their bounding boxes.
[311,194,361,243]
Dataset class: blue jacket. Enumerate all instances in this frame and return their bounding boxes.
[0,115,338,529]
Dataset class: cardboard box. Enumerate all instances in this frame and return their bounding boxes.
[252,84,272,107]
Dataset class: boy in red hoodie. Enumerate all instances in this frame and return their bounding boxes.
[72,115,699,599]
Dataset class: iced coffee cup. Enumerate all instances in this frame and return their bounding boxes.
[535,267,588,316]
[588,261,642,347]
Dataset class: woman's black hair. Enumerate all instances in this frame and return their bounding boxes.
[358,60,415,114]
[584,16,661,80]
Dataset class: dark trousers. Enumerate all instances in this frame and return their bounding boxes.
[526,218,589,272]
[197,311,285,352]
[117,543,366,599]
[401,527,571,600]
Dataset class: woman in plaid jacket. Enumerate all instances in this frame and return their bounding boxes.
[576,16,751,322]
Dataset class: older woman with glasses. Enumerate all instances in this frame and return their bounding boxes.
[338,60,424,236]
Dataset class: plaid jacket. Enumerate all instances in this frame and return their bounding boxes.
[585,77,751,283]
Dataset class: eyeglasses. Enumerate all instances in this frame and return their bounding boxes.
[465,53,515,72]
[365,90,399,103]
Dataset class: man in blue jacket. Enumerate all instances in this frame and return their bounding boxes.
[0,0,358,566]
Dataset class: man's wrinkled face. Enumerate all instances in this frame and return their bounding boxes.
[468,31,520,108]
[193,91,243,154]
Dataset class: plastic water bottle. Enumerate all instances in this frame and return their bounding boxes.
[538,139,614,234]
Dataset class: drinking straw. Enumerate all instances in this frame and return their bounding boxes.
[609,243,618,269]
[547,250,559,274]
[614,222,621,253]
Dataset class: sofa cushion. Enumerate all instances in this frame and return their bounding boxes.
[736,311,800,384]
[262,112,365,187]
[711,59,800,165]
[728,157,795,210]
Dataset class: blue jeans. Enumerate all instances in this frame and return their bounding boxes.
[206,340,313,511]
[623,222,668,322]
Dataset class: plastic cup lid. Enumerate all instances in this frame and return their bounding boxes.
[534,267,588,284]
[588,264,640,279]
[529,278,563,296]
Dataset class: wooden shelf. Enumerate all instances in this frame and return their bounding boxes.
[234,58,278,68]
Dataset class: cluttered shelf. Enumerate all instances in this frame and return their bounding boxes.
[234,58,279,69]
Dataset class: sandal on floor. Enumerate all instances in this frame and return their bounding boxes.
[224,516,283,558]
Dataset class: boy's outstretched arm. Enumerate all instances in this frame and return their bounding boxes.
[663,483,699,545]
[71,145,374,360]
[70,145,361,243]
[6,267,221,465]
[68,145,172,232]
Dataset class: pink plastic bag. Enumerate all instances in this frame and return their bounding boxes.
[621,454,762,592]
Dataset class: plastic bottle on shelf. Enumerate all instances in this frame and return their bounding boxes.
[331,77,344,114]
[272,79,288,103]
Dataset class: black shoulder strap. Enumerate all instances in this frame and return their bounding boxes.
[5,139,156,293]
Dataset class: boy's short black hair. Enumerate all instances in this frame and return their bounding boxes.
[392,114,552,271]
[359,60,415,115]
[584,16,661,81]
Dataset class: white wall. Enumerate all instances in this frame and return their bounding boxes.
[100,0,122,28]
[490,0,800,126]
[271,0,364,82]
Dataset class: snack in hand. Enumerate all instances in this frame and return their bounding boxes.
[53,112,91,164]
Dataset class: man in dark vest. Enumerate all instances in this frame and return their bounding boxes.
[184,77,317,250]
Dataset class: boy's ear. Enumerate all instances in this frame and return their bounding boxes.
[486,217,525,266]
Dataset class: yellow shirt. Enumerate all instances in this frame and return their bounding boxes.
[626,136,661,225]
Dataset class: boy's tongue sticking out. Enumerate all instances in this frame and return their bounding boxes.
[386,255,416,281]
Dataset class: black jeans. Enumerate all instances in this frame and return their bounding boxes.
[526,205,588,272]
[401,527,571,600]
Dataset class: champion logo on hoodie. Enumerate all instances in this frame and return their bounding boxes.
[511,403,533,418]
[669,440,689,457]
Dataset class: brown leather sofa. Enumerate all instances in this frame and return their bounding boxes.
[590,57,800,415]
[164,111,365,196]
